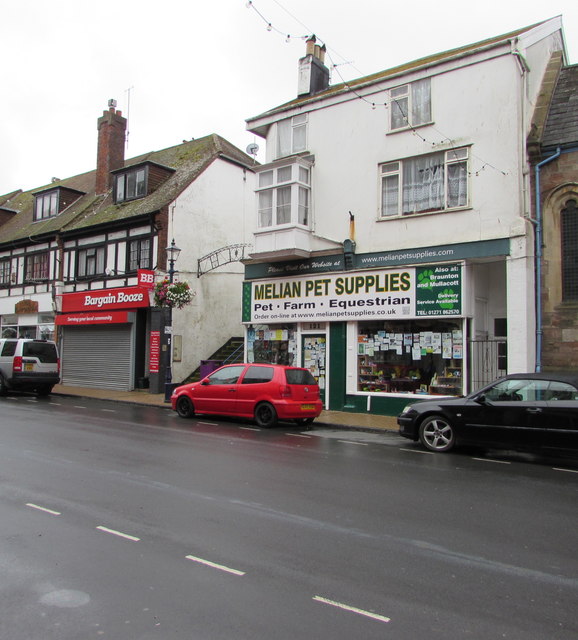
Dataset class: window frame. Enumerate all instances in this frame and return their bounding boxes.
[561,199,578,301]
[276,114,308,158]
[114,166,148,204]
[24,252,50,282]
[76,245,107,279]
[389,77,432,132]
[380,147,469,218]
[0,259,11,286]
[255,161,311,229]
[34,190,59,221]
[127,237,152,272]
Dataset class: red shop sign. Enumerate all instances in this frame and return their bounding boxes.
[60,286,150,312]
[56,311,129,326]
[138,269,156,289]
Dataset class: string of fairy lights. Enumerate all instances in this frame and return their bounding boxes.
[244,0,509,177]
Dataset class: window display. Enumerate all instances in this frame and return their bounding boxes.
[247,324,297,365]
[358,320,463,395]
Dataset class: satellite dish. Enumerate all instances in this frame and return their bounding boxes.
[246,143,259,156]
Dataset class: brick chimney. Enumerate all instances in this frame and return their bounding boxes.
[297,35,330,98]
[95,100,127,195]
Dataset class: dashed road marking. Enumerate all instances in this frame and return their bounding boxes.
[399,448,434,455]
[26,503,61,516]
[286,433,312,438]
[472,457,511,465]
[553,467,578,474]
[185,554,245,576]
[337,440,368,446]
[313,596,390,623]
[96,526,140,542]
[240,427,260,432]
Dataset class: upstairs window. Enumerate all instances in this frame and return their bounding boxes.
[127,237,152,271]
[561,199,578,301]
[380,147,469,217]
[0,259,11,286]
[77,246,106,278]
[34,191,59,220]
[25,252,49,281]
[256,162,310,229]
[115,167,146,203]
[390,78,431,131]
[276,114,307,158]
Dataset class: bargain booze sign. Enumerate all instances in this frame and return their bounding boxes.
[60,286,150,313]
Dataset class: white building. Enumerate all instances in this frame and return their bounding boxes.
[243,18,568,416]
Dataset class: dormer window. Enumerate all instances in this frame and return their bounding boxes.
[115,167,146,203]
[113,161,175,204]
[33,186,85,221]
[34,191,59,220]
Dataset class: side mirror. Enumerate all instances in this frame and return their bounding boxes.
[201,379,210,386]
[474,393,488,405]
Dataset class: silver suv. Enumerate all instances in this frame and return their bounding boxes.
[0,338,60,396]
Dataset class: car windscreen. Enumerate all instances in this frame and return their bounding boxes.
[22,342,58,363]
[285,369,317,385]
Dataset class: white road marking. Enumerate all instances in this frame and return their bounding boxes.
[313,596,391,623]
[26,503,61,516]
[49,402,62,406]
[101,409,116,413]
[553,467,578,474]
[472,457,511,465]
[96,526,140,542]
[337,440,368,446]
[240,427,260,431]
[286,433,312,438]
[400,448,434,455]
[197,421,219,426]
[74,405,87,409]
[185,554,245,576]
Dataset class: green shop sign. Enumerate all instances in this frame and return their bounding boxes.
[242,264,462,323]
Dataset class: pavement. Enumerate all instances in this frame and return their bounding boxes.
[52,384,398,432]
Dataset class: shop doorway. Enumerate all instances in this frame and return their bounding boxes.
[302,334,327,404]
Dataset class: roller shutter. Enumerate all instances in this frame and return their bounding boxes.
[61,324,134,390]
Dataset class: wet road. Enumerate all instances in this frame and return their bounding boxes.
[0,393,577,639]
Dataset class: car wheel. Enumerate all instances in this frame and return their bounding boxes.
[176,396,195,419]
[36,385,53,397]
[294,417,314,426]
[0,375,7,396]
[254,402,278,428]
[419,414,456,452]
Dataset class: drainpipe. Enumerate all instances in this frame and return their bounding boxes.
[533,147,561,372]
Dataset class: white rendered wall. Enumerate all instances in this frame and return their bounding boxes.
[168,159,255,381]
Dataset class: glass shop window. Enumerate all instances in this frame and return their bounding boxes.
[246,324,297,366]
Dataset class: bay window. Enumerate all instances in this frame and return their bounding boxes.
[256,161,311,229]
[380,147,469,217]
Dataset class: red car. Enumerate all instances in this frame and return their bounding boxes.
[171,363,323,428]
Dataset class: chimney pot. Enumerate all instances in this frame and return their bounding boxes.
[95,101,127,195]
[306,35,316,56]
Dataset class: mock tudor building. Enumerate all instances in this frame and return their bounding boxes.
[242,18,569,416]
[0,103,255,392]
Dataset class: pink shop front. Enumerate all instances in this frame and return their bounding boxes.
[56,286,153,391]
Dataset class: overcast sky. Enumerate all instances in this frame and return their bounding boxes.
[1,0,576,195]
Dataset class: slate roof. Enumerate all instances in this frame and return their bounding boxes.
[542,65,578,150]
[0,134,256,246]
[247,20,550,125]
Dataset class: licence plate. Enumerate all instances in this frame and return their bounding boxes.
[301,404,315,410]
[24,363,34,371]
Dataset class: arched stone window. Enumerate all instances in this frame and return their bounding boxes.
[561,199,578,300]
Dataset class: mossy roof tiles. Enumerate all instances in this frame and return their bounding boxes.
[0,134,255,245]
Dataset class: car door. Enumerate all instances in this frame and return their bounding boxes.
[544,381,578,453]
[235,365,275,417]
[460,378,551,449]
[194,365,245,415]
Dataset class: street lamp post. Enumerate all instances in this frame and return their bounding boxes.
[164,239,181,402]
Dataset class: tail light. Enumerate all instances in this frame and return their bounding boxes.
[13,356,23,372]
[279,384,292,398]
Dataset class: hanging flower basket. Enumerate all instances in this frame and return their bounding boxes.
[153,278,194,309]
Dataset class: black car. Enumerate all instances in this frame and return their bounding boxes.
[398,372,578,454]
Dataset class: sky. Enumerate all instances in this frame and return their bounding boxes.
[1,0,577,196]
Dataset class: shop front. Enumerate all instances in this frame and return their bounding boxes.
[56,286,150,391]
[242,251,489,416]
